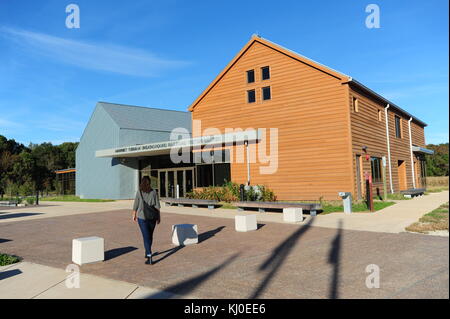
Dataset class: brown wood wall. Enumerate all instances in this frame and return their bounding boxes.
[191,41,353,200]
[348,85,426,196]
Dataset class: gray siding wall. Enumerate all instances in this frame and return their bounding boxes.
[76,105,124,199]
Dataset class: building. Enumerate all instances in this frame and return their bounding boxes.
[76,102,191,199]
[85,35,433,200]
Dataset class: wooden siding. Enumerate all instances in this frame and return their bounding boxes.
[348,85,427,195]
[191,41,353,200]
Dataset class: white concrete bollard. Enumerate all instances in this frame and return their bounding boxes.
[283,207,303,222]
[72,236,104,266]
[172,224,198,246]
[235,214,257,232]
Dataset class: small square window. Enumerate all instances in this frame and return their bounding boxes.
[262,86,271,100]
[395,115,402,138]
[261,66,270,80]
[247,90,256,103]
[247,70,255,83]
[378,110,382,121]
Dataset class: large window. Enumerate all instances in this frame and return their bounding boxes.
[261,66,270,80]
[247,70,255,83]
[196,163,230,187]
[370,157,382,183]
[395,115,402,138]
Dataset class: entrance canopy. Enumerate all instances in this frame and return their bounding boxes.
[412,145,434,155]
[95,129,262,158]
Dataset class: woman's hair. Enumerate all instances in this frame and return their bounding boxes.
[139,176,152,193]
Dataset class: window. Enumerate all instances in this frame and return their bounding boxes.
[352,97,359,112]
[246,70,255,83]
[196,163,231,187]
[370,157,382,183]
[262,86,271,100]
[395,115,402,138]
[378,110,382,121]
[261,66,270,80]
[247,89,256,103]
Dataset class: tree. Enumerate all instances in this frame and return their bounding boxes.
[426,143,449,176]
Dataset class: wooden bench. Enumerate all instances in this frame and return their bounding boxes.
[232,201,322,216]
[161,198,220,210]
[400,188,426,198]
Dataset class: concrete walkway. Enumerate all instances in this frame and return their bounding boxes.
[159,191,449,234]
[0,262,191,299]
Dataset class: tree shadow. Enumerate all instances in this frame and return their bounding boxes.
[328,220,343,299]
[0,269,22,280]
[0,213,43,220]
[198,226,225,243]
[144,253,239,298]
[104,246,138,261]
[249,217,314,299]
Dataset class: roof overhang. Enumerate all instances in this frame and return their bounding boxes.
[96,129,261,158]
[412,146,434,155]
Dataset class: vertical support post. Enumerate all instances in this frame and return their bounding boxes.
[408,117,416,189]
[384,105,394,193]
[245,141,250,185]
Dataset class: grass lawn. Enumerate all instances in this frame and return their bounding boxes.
[405,202,449,234]
[40,195,114,202]
[0,253,21,266]
[425,186,449,194]
[320,201,396,214]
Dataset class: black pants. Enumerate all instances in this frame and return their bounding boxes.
[138,218,157,257]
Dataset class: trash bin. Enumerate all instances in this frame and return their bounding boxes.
[338,192,352,214]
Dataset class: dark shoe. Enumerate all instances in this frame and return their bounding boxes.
[145,256,153,265]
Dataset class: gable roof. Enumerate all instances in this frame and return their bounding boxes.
[188,35,427,127]
[99,102,191,132]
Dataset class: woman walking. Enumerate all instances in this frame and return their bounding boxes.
[132,176,161,265]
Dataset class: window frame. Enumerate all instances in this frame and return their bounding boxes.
[352,97,359,113]
[370,157,382,183]
[262,86,271,101]
[246,69,255,84]
[261,66,270,81]
[247,89,256,103]
[394,115,402,138]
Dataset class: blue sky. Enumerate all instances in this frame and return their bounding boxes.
[0,0,448,145]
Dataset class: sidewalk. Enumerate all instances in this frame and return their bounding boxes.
[0,262,190,299]
[160,191,449,234]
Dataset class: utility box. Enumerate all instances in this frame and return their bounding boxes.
[338,192,352,214]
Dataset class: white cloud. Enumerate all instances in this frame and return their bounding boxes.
[0,27,188,77]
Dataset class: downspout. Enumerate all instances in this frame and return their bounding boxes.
[384,104,394,193]
[408,117,416,189]
[245,141,250,185]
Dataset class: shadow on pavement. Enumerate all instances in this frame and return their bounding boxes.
[328,220,343,299]
[0,238,12,243]
[249,217,314,299]
[145,253,240,299]
[0,269,22,280]
[198,226,225,243]
[0,213,43,220]
[105,246,138,261]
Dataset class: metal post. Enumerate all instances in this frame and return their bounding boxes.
[382,156,387,200]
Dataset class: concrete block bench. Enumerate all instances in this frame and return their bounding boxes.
[72,236,104,266]
[232,201,321,216]
[162,198,220,210]
[172,224,198,246]
[235,214,257,232]
[283,207,303,222]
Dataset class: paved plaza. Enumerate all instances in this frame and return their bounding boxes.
[0,193,448,299]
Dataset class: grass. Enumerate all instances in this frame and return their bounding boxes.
[219,202,238,209]
[425,186,449,194]
[0,253,21,266]
[385,193,412,200]
[405,202,449,234]
[40,195,114,202]
[320,200,395,214]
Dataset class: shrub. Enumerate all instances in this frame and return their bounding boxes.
[186,183,276,202]
[26,197,35,205]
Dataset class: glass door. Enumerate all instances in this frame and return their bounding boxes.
[167,171,175,198]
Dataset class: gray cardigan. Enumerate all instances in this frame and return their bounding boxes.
[133,189,161,220]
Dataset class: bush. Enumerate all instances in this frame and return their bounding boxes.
[26,197,35,205]
[186,182,276,202]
